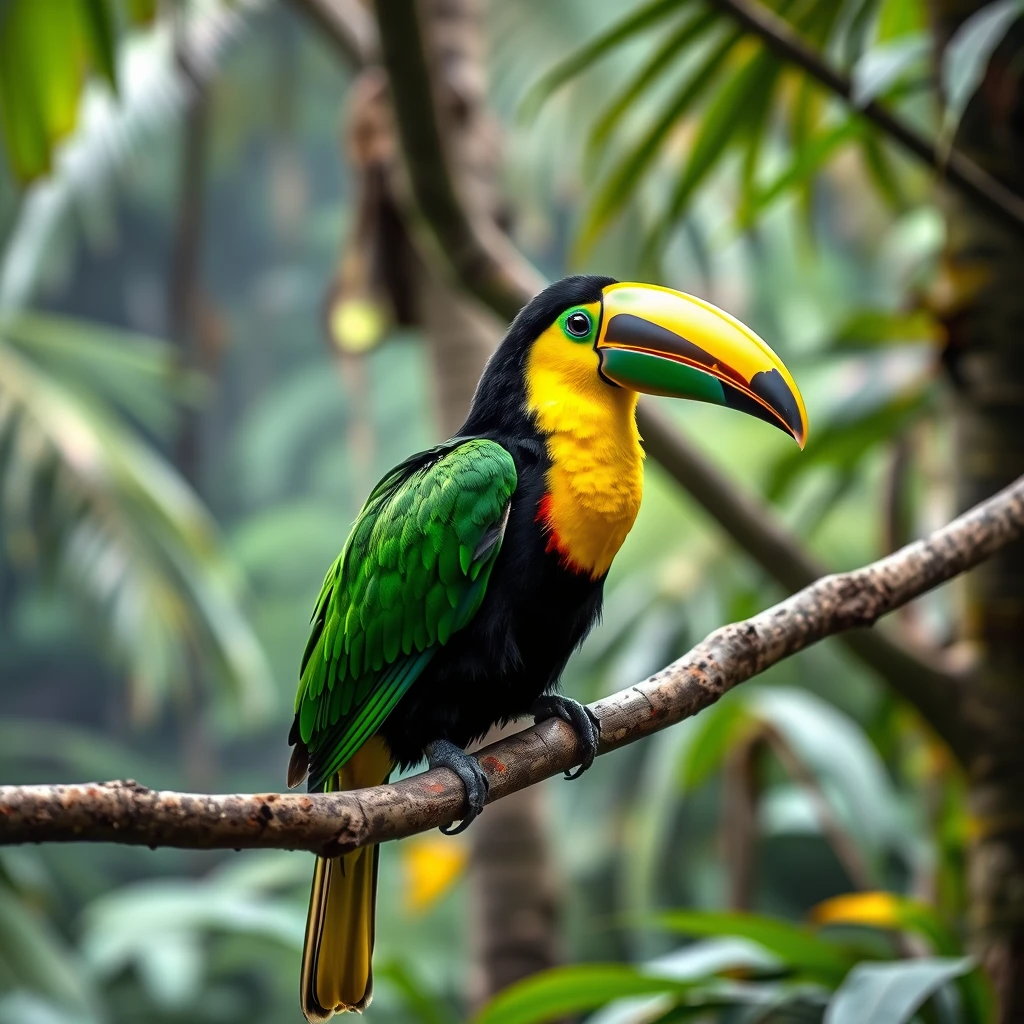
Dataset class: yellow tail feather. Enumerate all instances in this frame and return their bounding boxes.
[300,738,391,1021]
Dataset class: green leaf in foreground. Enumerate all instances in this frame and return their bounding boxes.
[824,957,976,1024]
[654,911,858,983]
[474,964,696,1024]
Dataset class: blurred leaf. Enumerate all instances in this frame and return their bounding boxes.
[744,118,866,223]
[663,48,784,229]
[0,992,96,1024]
[677,697,755,791]
[0,0,253,311]
[78,0,118,91]
[653,910,859,983]
[4,312,196,433]
[0,0,125,182]
[577,27,743,254]
[0,718,164,781]
[474,964,699,1024]
[519,0,688,119]
[851,34,929,106]
[829,308,939,349]
[767,386,933,501]
[585,8,719,163]
[940,0,1024,145]
[823,957,976,1024]
[858,131,908,209]
[0,883,96,1015]
[0,337,274,723]
[81,876,304,1007]
[378,960,457,1024]
[876,0,925,40]
[121,0,157,25]
[750,688,904,860]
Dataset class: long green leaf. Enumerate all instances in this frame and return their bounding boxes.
[767,387,932,502]
[824,957,976,1024]
[662,48,784,227]
[744,117,866,222]
[585,7,721,161]
[474,964,697,1024]
[519,0,688,119]
[576,26,743,253]
[78,0,119,91]
[0,337,273,721]
[654,911,859,983]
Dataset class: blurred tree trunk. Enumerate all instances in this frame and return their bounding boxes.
[333,0,565,1008]
[930,5,1024,1018]
[414,3,563,1010]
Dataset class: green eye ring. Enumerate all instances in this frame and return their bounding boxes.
[560,307,594,342]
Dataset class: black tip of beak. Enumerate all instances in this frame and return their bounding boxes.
[732,368,805,443]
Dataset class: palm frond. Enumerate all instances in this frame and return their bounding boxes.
[0,0,263,313]
[524,0,934,256]
[0,325,273,724]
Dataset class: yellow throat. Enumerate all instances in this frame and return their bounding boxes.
[525,312,644,579]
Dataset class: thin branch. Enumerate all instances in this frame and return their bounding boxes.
[638,405,971,757]
[3,474,1022,855]
[708,0,1024,234]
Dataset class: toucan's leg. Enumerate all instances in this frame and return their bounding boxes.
[531,694,601,780]
[425,739,489,835]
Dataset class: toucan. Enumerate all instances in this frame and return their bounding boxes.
[288,275,807,1020]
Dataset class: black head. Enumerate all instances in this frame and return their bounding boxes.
[457,274,808,448]
[459,275,616,435]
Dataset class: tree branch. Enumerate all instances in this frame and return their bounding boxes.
[3,474,1021,854]
[708,0,1024,234]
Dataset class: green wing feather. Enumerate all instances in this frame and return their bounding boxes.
[294,438,517,791]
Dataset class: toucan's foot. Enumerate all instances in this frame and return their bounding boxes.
[531,694,601,780]
[425,739,489,835]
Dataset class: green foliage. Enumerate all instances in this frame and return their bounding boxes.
[825,957,976,1024]
[0,0,118,181]
[523,0,1024,257]
[477,914,991,1024]
[476,964,703,1024]
[0,320,273,722]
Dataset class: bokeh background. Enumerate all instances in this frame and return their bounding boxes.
[1,0,1021,1021]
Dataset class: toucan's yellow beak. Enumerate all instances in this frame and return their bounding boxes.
[596,282,808,448]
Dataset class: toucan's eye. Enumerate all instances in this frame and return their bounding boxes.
[565,311,592,338]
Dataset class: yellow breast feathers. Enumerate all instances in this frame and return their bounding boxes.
[525,318,644,579]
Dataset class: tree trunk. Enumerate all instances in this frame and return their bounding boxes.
[413,2,563,1009]
[930,5,1024,1018]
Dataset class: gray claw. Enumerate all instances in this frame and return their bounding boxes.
[531,694,601,779]
[425,739,489,835]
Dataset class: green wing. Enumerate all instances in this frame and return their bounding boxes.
[293,438,517,791]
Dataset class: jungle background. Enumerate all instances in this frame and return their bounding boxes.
[1,0,1023,1021]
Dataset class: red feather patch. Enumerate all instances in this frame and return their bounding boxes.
[535,493,588,574]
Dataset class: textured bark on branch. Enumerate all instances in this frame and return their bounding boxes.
[3,474,1022,854]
